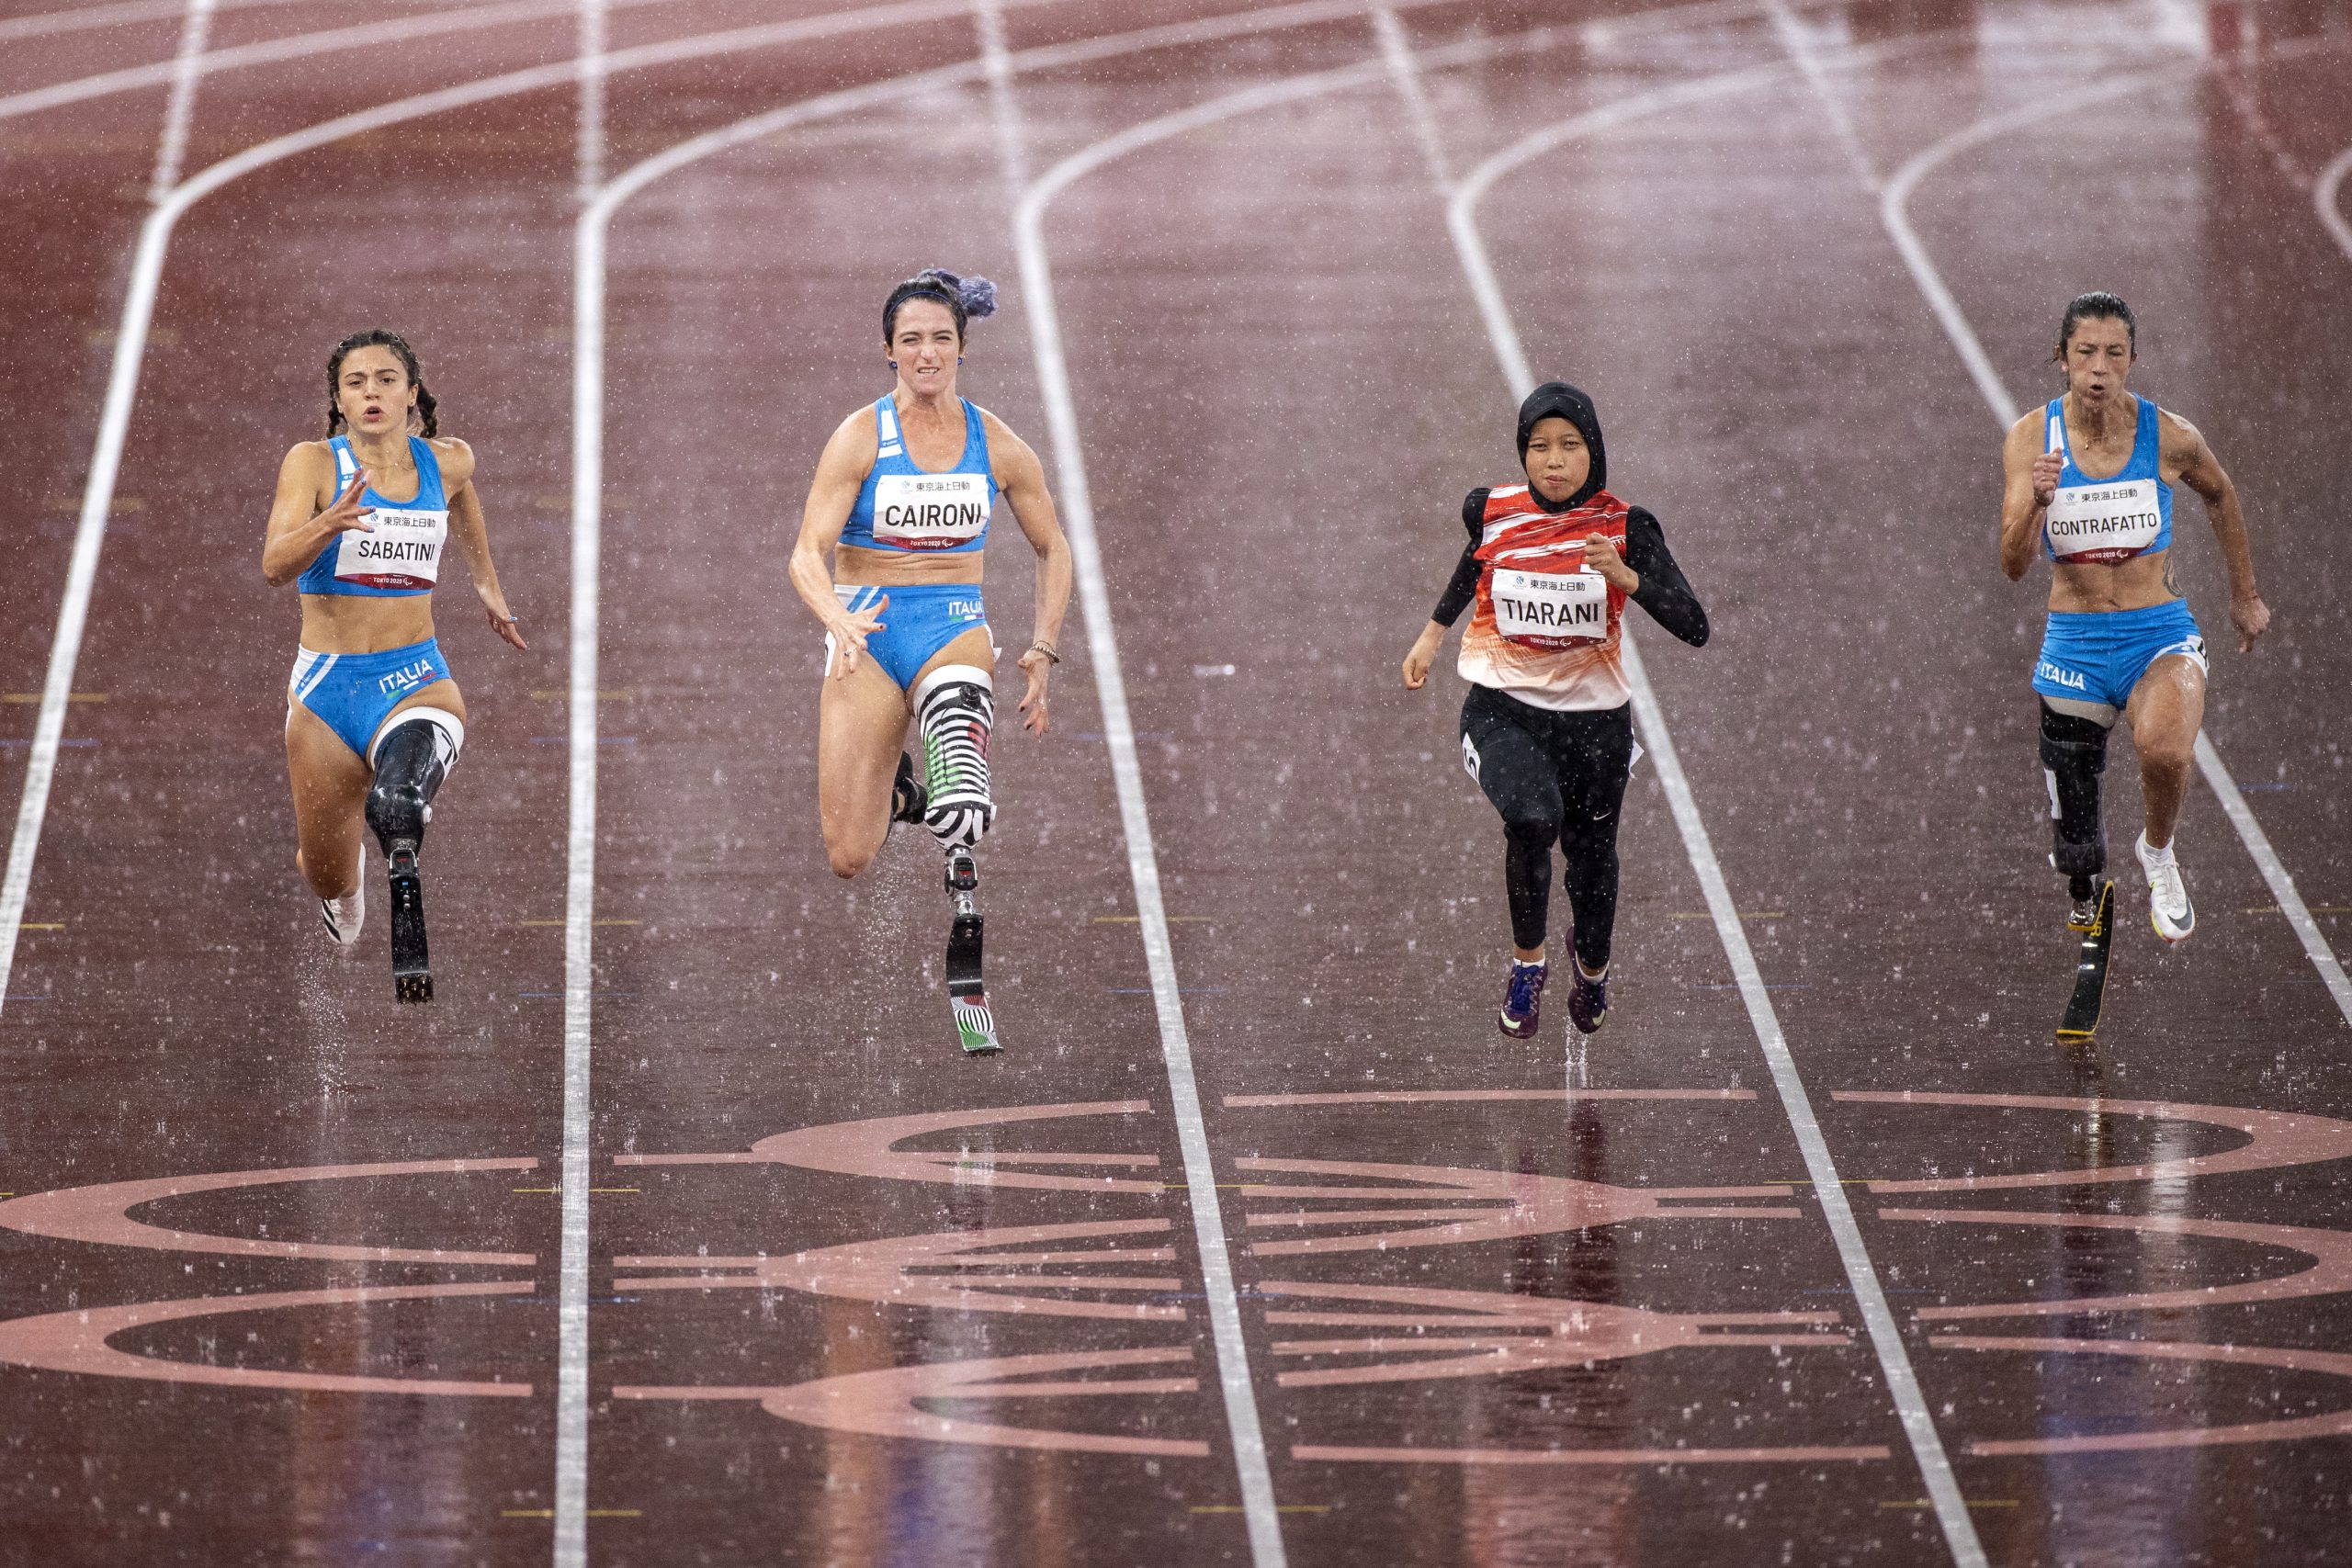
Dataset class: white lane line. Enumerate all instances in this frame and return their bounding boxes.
[0,0,639,126]
[143,0,212,202]
[0,0,1110,1041]
[975,0,1029,194]
[0,0,214,1030]
[2317,141,2352,263]
[555,7,610,1561]
[1873,34,2352,1033]
[998,8,1792,1553]
[1442,30,1990,1568]
[565,11,1453,1560]
[0,0,300,47]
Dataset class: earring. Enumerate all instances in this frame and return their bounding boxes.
[957,356,965,365]
[889,360,899,368]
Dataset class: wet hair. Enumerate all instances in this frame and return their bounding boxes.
[882,268,1000,344]
[325,329,437,438]
[2056,291,2136,357]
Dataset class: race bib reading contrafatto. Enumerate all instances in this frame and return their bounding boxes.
[2046,479,2162,564]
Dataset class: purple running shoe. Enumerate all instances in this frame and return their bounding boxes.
[1566,963,1610,1035]
[1498,960,1547,1039]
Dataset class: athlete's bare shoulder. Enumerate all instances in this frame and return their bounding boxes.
[2154,404,2206,457]
[279,438,338,501]
[428,434,477,491]
[973,403,1041,476]
[2001,406,2045,469]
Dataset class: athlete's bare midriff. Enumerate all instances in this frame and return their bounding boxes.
[2048,550,2175,615]
[298,592,437,655]
[833,542,984,587]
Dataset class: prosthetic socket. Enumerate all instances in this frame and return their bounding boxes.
[2039,701,2109,899]
[914,665,995,854]
[366,708,463,859]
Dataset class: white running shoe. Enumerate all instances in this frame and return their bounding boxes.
[2135,831,2194,944]
[319,848,365,947]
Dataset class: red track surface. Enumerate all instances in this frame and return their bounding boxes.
[2,1,2349,1563]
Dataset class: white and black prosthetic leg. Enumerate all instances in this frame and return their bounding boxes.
[915,665,1000,1055]
[366,708,462,1004]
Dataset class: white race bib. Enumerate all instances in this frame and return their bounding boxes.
[2046,479,2161,564]
[872,472,989,549]
[1491,568,1610,646]
[334,507,448,590]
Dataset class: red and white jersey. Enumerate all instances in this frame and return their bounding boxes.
[1458,485,1631,711]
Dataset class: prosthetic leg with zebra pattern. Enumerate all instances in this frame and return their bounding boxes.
[916,664,1001,1055]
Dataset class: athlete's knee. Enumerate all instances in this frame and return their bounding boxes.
[828,840,876,879]
[366,708,463,852]
[915,665,995,852]
[1500,797,1561,849]
[2038,701,2109,878]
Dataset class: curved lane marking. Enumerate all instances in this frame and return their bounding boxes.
[0,1280,536,1394]
[1937,1335,2352,1455]
[2318,141,2352,262]
[617,1099,1162,1190]
[0,1157,537,1265]
[617,1347,1211,1457]
[0,0,305,48]
[1892,1209,2352,1321]
[1838,1089,2352,1193]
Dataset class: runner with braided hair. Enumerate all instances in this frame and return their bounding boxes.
[787,269,1073,1055]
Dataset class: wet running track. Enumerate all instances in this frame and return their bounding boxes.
[3,0,2350,1563]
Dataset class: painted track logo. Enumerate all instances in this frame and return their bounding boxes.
[4,1089,2350,1463]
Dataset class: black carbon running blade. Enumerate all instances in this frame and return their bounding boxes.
[947,913,997,1055]
[387,848,433,1005]
[2055,881,2113,1043]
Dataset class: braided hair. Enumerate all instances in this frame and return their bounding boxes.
[2055,291,2136,359]
[324,329,439,438]
[881,268,1000,344]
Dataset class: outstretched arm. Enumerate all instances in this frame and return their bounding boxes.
[2166,411,2267,652]
[1403,490,1488,690]
[986,412,1072,737]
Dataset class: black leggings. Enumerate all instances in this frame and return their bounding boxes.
[1460,685,1634,972]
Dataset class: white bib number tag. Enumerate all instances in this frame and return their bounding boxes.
[335,508,448,590]
[873,472,989,549]
[2046,479,2160,564]
[1492,568,1610,646]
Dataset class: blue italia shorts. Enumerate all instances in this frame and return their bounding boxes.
[288,637,454,761]
[828,581,992,691]
[2031,600,2207,714]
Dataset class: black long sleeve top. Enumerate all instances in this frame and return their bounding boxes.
[1430,488,1710,648]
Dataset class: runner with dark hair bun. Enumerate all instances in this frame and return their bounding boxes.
[2000,291,2268,1034]
[1402,383,1709,1041]
[261,330,527,1002]
[787,269,1073,1055]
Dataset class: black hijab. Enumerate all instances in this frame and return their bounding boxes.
[1515,381,1607,513]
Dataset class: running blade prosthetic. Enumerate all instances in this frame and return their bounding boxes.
[385,841,433,1004]
[2055,878,2113,1043]
[944,849,999,1055]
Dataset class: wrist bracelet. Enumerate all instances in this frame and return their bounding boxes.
[1028,640,1061,664]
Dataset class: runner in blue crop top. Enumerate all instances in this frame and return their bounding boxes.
[786,270,1077,1055]
[261,331,526,998]
[1999,292,2269,948]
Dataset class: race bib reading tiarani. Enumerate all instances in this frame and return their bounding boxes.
[334,508,448,590]
[1492,567,1610,647]
[2046,479,2161,564]
[872,472,989,549]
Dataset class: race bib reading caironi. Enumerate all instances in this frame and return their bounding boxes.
[872,472,989,549]
[334,507,448,590]
[1491,567,1610,647]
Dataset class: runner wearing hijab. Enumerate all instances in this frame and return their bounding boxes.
[1402,383,1709,1040]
